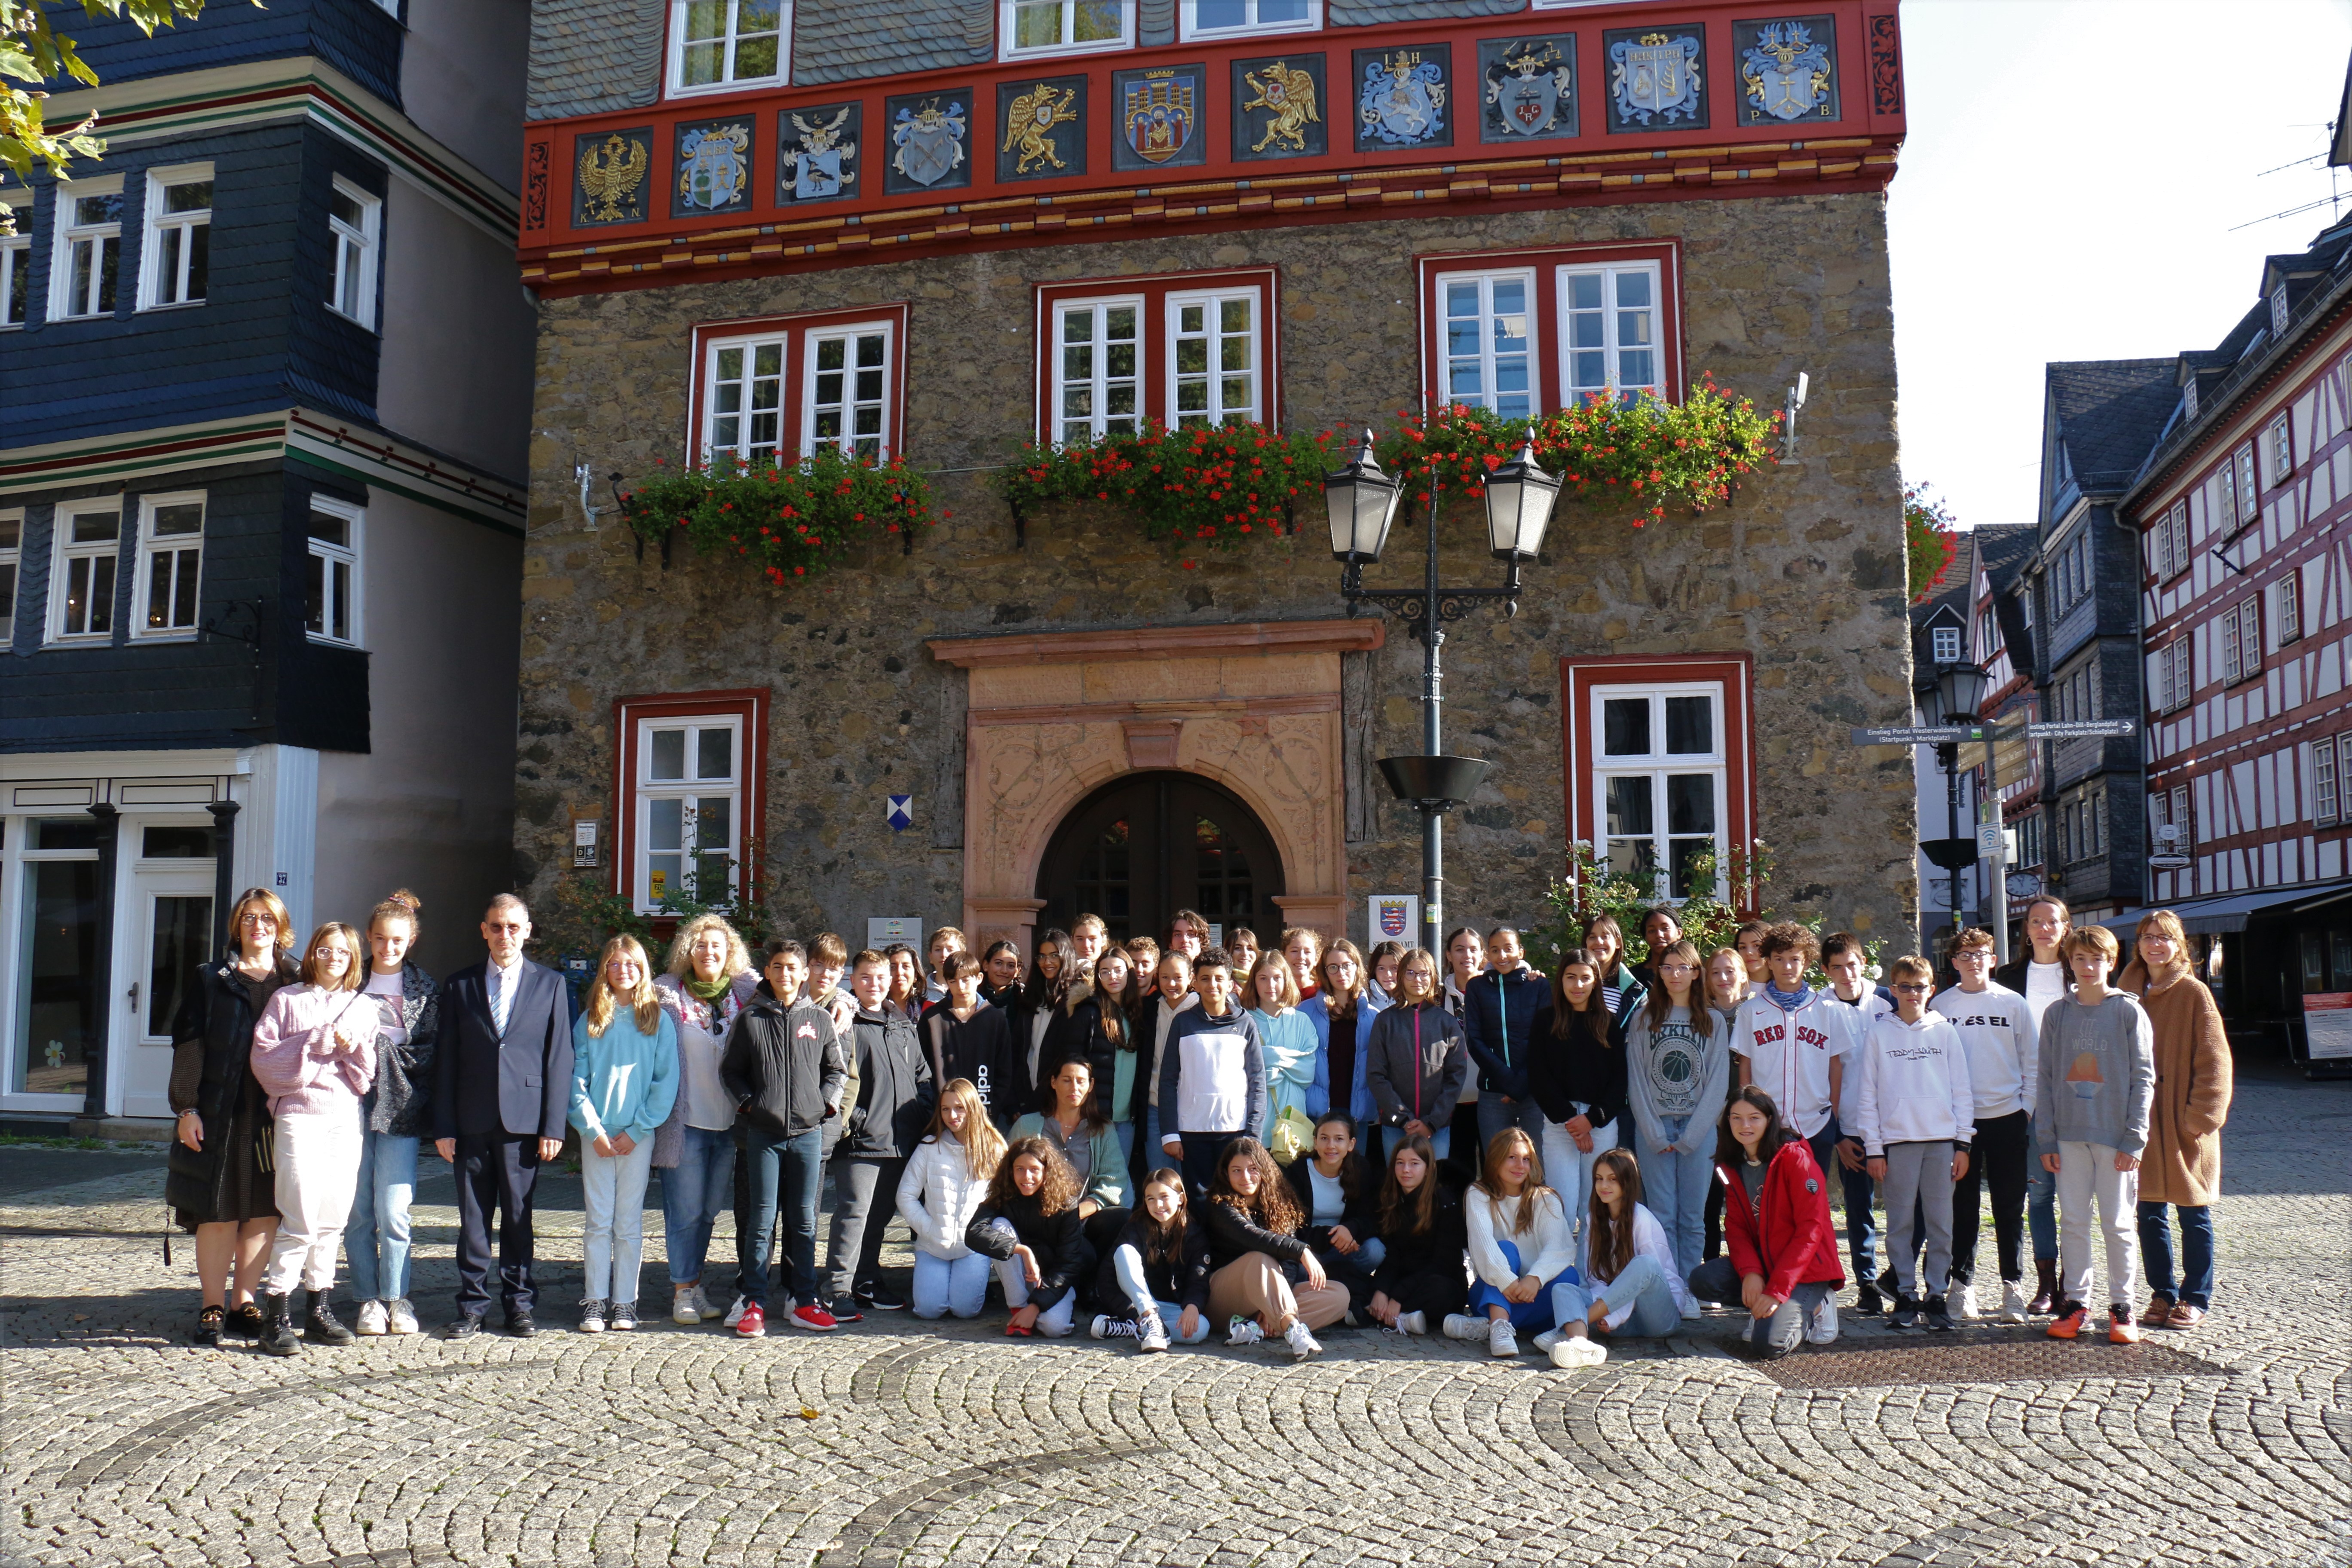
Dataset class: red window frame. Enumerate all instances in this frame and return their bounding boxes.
[611,688,770,914]
[1031,266,1282,444]
[1560,652,1755,903]
[1415,241,1684,413]
[684,303,911,466]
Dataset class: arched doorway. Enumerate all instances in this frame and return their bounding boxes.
[1034,772,1285,945]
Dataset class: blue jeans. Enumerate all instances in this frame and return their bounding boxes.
[1382,1124,1452,1164]
[989,1218,1075,1335]
[2027,1157,2058,1261]
[736,1125,823,1308]
[1113,1120,1136,1163]
[910,1249,992,1319]
[1475,1091,1546,1152]
[1551,1252,1683,1338]
[580,1136,654,1305]
[1466,1235,1579,1333]
[1827,1117,1879,1286]
[661,1125,735,1286]
[2138,1201,2215,1309]
[1640,1117,1716,1283]
[345,1130,418,1303]
[1110,1244,1213,1342]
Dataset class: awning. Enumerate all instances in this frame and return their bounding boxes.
[2095,880,2352,935]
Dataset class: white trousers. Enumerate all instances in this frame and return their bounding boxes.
[1541,1113,1619,1239]
[2055,1140,2140,1310]
[262,1103,365,1295]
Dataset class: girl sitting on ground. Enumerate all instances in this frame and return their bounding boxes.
[964,1136,1087,1338]
[1092,1167,1214,1351]
[1364,1133,1466,1334]
[1542,1147,1696,1368]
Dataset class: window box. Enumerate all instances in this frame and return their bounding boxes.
[132,491,205,640]
[1416,243,1680,415]
[668,0,790,97]
[612,689,769,914]
[1034,269,1276,443]
[689,304,907,466]
[137,162,212,312]
[1001,0,1131,59]
[1562,654,1753,902]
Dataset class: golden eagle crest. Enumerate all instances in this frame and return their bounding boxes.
[578,132,648,222]
[1242,60,1320,153]
[1001,82,1080,174]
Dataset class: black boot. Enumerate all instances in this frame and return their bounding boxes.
[304,1290,357,1345]
[257,1292,303,1356]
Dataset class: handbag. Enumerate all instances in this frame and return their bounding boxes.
[1268,1103,1315,1165]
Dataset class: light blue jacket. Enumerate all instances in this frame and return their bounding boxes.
[1302,990,1387,1126]
[569,1008,680,1144]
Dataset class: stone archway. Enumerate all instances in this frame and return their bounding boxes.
[926,619,1383,954]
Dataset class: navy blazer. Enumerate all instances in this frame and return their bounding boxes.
[432,957,574,1141]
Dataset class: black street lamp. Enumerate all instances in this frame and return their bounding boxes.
[1917,660,1991,941]
[1326,431,1561,956]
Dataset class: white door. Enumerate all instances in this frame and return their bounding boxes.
[119,860,214,1119]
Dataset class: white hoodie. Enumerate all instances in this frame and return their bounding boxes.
[1928,981,2039,1121]
[1854,1010,1976,1155]
[1581,1203,1698,1328]
[895,1132,994,1260]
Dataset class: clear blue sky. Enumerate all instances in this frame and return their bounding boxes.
[1887,0,2352,531]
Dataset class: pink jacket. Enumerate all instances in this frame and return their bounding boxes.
[250,983,379,1117]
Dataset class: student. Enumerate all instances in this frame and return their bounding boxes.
[1930,928,2039,1323]
[1282,1111,1383,1308]
[1543,1148,1698,1368]
[977,940,1024,1012]
[2118,910,2232,1332]
[923,952,1017,1130]
[1998,897,2071,1311]
[1440,926,1485,1019]
[1580,916,1646,1017]
[896,1078,1004,1320]
[1821,931,1893,1314]
[1020,928,1071,1115]
[1281,926,1324,1003]
[1363,1133,1467,1333]
[1092,1168,1214,1350]
[719,939,849,1338]
[1067,913,1112,971]
[1201,1136,1346,1357]
[1449,1127,1577,1357]
[808,932,860,1170]
[1734,920,1771,995]
[1245,952,1327,1157]
[1158,948,1268,1198]
[345,890,438,1338]
[1164,910,1209,965]
[652,914,757,1327]
[1142,948,1198,1186]
[168,888,299,1345]
[965,1136,1087,1337]
[1366,941,1406,1009]
[433,894,572,1340]
[1303,939,1382,1129]
[1464,925,1549,1149]
[1687,1087,1844,1359]
[248,922,378,1354]
[1635,907,1682,991]
[1699,947,1747,1265]
[1363,948,1470,1163]
[1855,956,1973,1332]
[1045,946,1142,1158]
[1731,923,1849,1180]
[827,949,936,1320]
[1619,939,1729,1286]
[882,944,926,1026]
[1526,948,1626,1238]
[2035,925,2158,1344]
[924,927,967,1006]
[1011,1056,1132,1255]
[1226,926,1262,977]
[569,935,680,1334]
[1126,937,1162,1003]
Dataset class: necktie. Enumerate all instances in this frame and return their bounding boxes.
[491,965,513,1037]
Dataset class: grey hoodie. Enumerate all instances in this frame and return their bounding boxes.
[2032,992,2156,1157]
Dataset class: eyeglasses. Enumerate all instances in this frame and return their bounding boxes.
[1892,982,1929,994]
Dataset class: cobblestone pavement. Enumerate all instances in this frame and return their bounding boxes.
[3,1069,2346,1568]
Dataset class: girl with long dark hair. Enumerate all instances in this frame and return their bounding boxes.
[1687,1086,1844,1358]
[1093,1167,1214,1350]
[1528,947,1628,1239]
[1541,1147,1694,1367]
[1202,1136,1347,1358]
[1364,1133,1466,1333]
[965,1135,1087,1337]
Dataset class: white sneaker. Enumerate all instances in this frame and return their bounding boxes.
[1531,1327,1565,1354]
[1226,1314,1265,1348]
[1998,1279,2030,1323]
[577,1300,606,1334]
[1138,1313,1171,1353]
[1950,1283,1978,1321]
[1488,1319,1519,1357]
[1806,1294,1840,1346]
[1680,1301,1702,1321]
[1441,1313,1484,1341]
[354,1299,388,1337]
[722,1295,747,1329]
[692,1284,718,1320]
[1550,1334,1608,1369]
[386,1298,419,1335]
[674,1286,701,1325]
[1283,1320,1323,1360]
[1396,1311,1427,1336]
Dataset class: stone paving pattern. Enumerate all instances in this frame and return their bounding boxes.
[3,1070,2345,1568]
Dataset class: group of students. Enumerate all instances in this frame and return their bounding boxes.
[164,887,2231,1365]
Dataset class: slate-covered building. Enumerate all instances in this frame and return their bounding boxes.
[0,1,534,1127]
[512,0,1920,964]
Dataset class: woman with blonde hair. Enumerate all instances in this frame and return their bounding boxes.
[345,890,439,1337]
[248,921,377,1355]
[897,1078,1006,1320]
[1245,952,1326,1158]
[570,935,679,1333]
[167,886,299,1345]
[652,913,757,1325]
[2118,910,2232,1330]
[1448,1126,1576,1358]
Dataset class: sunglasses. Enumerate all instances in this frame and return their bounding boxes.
[1893,982,1929,994]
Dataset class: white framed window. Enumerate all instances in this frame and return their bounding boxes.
[1930,625,1962,665]
[1001,0,1130,58]
[327,178,380,329]
[48,502,121,642]
[2315,737,2340,828]
[1050,296,1143,443]
[1434,269,1537,420]
[2151,638,2191,713]
[137,162,212,310]
[1592,682,1727,900]
[634,714,742,910]
[2233,444,2259,527]
[694,307,909,469]
[705,334,787,466]
[2270,283,2290,335]
[50,176,122,320]
[305,498,362,647]
[1167,288,1260,429]
[2150,501,2190,582]
[1180,0,1318,40]
[803,320,894,460]
[2267,416,2293,484]
[1559,262,1663,404]
[0,509,19,646]
[2220,596,2259,684]
[667,0,790,95]
[2278,569,2302,645]
[0,191,29,328]
[132,491,204,639]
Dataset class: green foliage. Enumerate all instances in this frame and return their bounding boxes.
[530,856,773,967]
[1905,483,1959,604]
[617,448,938,587]
[995,420,1329,554]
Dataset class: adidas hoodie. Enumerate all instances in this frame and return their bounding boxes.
[1853,1009,1976,1156]
[1928,981,2039,1122]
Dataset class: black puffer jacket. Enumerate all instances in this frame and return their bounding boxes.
[163,950,298,1219]
[363,963,441,1136]
[840,1008,934,1158]
[965,1191,1088,1313]
[1201,1194,1310,1272]
[720,986,849,1136]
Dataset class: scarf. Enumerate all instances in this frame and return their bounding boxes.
[1762,982,1813,1013]
[685,972,734,1002]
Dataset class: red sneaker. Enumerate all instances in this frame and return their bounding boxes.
[2107,1310,2141,1345]
[790,1303,837,1332]
[2046,1303,2086,1340]
[1005,1320,1033,1337]
[735,1303,766,1338]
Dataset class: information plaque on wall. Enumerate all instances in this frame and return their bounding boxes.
[1369,894,1419,949]
[868,916,924,951]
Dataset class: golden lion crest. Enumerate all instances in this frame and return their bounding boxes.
[1242,60,1320,153]
[1001,82,1080,175]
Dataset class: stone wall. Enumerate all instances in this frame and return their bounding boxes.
[517,190,1918,947]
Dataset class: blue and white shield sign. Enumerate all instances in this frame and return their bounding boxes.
[892,101,967,188]
[1611,32,1704,125]
[886,794,913,833]
[677,124,749,211]
[1742,22,1831,121]
[1359,51,1446,146]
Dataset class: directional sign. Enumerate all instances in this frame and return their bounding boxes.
[1849,725,1981,745]
[2025,719,2136,739]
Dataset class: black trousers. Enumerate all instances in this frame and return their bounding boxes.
[1950,1109,2031,1287]
[454,1130,541,1319]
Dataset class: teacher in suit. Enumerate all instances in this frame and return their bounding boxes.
[435,893,573,1337]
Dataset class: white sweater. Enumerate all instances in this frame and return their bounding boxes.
[1929,981,2039,1121]
[1466,1186,1576,1289]
[1581,1203,1697,1328]
[895,1133,994,1260]
[1854,1011,1977,1155]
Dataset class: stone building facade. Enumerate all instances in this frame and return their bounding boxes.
[514,0,1918,958]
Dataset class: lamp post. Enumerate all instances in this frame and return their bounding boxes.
[1918,659,1990,944]
[1325,431,1561,955]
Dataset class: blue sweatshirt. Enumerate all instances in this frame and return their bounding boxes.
[570,1008,680,1143]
